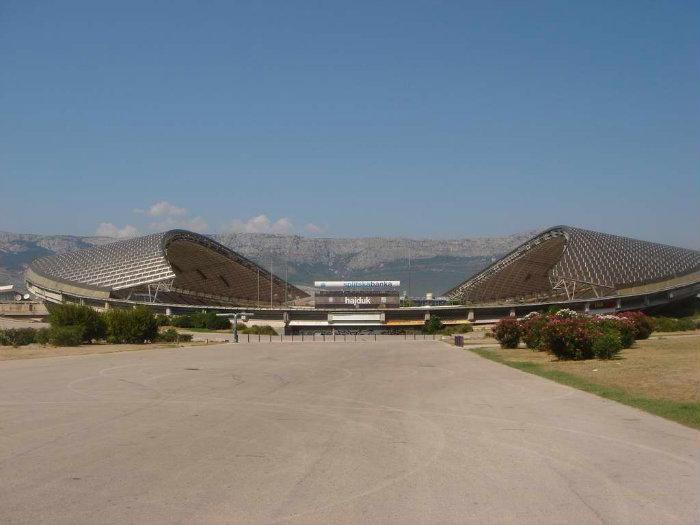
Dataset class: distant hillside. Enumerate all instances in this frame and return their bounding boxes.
[0,230,535,297]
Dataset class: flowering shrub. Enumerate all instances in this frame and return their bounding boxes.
[493,318,522,348]
[520,313,548,350]
[617,311,654,340]
[506,309,654,360]
[541,317,597,360]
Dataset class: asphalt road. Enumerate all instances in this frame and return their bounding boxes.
[0,341,698,525]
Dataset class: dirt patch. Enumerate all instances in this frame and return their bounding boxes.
[0,341,215,361]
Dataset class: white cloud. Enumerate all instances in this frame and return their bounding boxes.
[226,214,295,235]
[149,215,209,233]
[132,201,209,233]
[304,222,325,234]
[183,216,208,233]
[147,201,187,217]
[96,223,139,238]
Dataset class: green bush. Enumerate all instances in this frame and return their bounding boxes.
[440,323,473,335]
[423,316,444,334]
[35,328,51,345]
[679,318,697,331]
[0,328,37,346]
[597,317,635,349]
[616,322,635,349]
[170,312,230,330]
[170,314,193,328]
[240,324,277,336]
[156,328,193,342]
[155,314,170,327]
[49,326,84,347]
[493,318,521,348]
[205,313,231,330]
[105,307,158,344]
[592,331,623,360]
[652,317,695,332]
[48,303,106,343]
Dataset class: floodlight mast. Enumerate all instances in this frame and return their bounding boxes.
[217,312,254,343]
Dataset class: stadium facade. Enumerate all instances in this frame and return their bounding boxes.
[25,226,700,332]
[26,230,307,310]
[446,226,700,305]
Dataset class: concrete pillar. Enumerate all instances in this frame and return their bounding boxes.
[509,308,516,318]
[584,302,590,313]
[467,309,475,321]
[104,302,110,309]
[165,307,172,316]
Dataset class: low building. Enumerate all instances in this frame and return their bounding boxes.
[0,285,22,302]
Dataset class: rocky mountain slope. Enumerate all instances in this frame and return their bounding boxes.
[0,230,535,296]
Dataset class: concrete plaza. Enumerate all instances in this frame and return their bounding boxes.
[0,341,697,524]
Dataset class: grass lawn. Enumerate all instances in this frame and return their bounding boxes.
[467,332,700,429]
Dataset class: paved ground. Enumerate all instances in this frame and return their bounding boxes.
[0,316,49,329]
[0,341,698,525]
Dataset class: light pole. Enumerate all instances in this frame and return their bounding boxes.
[270,255,274,308]
[407,249,412,300]
[218,312,254,343]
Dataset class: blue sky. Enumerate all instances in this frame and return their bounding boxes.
[1,1,698,247]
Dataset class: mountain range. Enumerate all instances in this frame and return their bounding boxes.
[0,230,536,297]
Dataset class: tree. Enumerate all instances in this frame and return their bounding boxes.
[423,316,444,334]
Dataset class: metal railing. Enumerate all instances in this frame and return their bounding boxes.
[233,333,440,344]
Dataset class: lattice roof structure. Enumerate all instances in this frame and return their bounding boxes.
[26,230,307,306]
[445,226,700,304]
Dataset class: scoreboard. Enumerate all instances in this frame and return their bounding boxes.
[313,281,401,309]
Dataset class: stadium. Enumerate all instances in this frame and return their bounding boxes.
[25,230,308,310]
[25,226,700,332]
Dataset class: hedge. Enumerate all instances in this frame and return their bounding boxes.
[170,312,230,330]
[0,328,37,347]
[48,303,106,343]
[104,307,158,344]
[48,326,84,347]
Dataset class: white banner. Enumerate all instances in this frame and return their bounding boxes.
[314,280,400,289]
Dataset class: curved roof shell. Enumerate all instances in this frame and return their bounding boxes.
[446,226,700,304]
[27,230,307,306]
